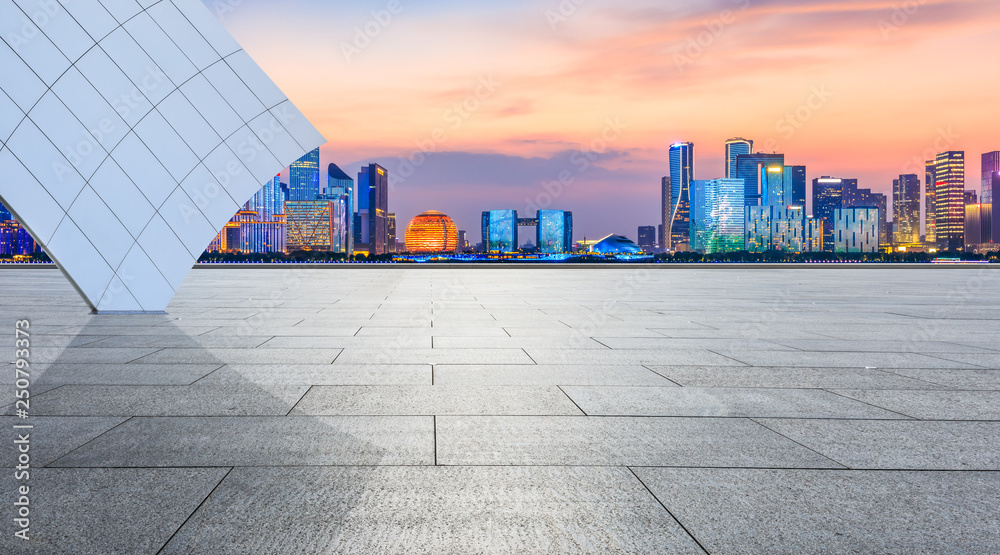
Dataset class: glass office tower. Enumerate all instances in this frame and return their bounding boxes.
[660,176,671,249]
[355,164,390,255]
[934,151,965,250]
[536,210,573,253]
[736,153,785,207]
[327,164,355,253]
[289,148,320,202]
[785,165,807,207]
[893,174,921,244]
[812,177,858,251]
[725,138,753,179]
[983,152,999,205]
[834,208,880,253]
[668,142,694,249]
[691,179,745,253]
[482,210,518,252]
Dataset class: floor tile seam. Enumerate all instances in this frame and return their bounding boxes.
[625,466,710,554]
[45,416,135,468]
[154,467,234,555]
[746,417,851,470]
[818,389,920,420]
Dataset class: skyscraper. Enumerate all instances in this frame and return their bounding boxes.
[387,213,397,254]
[482,210,518,252]
[934,151,966,250]
[965,191,978,205]
[327,164,355,253]
[289,148,321,201]
[356,164,390,255]
[785,166,807,207]
[691,179,745,253]
[736,153,785,207]
[668,142,694,249]
[893,174,921,244]
[812,177,858,251]
[660,176,671,249]
[993,172,1000,244]
[746,205,805,253]
[982,151,999,205]
[925,160,937,244]
[637,226,656,252]
[0,201,11,221]
[537,210,573,253]
[834,208,879,253]
[725,138,753,179]
[965,204,992,247]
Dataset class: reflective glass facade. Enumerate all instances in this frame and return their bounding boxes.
[691,179,745,253]
[669,143,694,249]
[893,174,921,244]
[982,152,999,205]
[0,220,40,256]
[328,164,355,253]
[736,153,784,207]
[537,210,573,253]
[934,151,965,250]
[745,205,805,253]
[725,139,753,180]
[290,149,321,202]
[482,210,518,252]
[286,201,344,253]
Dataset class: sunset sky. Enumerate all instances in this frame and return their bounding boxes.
[206,0,1000,240]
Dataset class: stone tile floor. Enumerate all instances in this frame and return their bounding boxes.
[1,266,999,554]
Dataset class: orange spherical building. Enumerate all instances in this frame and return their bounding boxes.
[404,211,459,253]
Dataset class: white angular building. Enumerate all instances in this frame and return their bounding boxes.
[0,0,324,312]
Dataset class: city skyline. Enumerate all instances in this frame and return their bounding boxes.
[216,0,1000,238]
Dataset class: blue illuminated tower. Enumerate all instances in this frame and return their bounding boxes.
[725,138,752,179]
[289,148,320,201]
[668,142,694,249]
[691,179,745,253]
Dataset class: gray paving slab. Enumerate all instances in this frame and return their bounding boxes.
[27,363,223,386]
[195,364,432,385]
[129,348,343,365]
[51,416,433,467]
[525,349,748,366]
[562,386,906,419]
[20,385,308,417]
[761,419,1000,470]
[1,416,127,467]
[335,348,535,365]
[634,468,1000,554]
[431,336,610,349]
[0,468,229,555]
[10,347,163,364]
[928,353,1000,369]
[80,335,274,349]
[648,365,945,389]
[433,364,674,386]
[258,335,433,349]
[766,339,997,353]
[437,416,840,467]
[161,466,702,554]
[882,368,1000,390]
[291,386,584,416]
[597,337,800,351]
[713,350,979,368]
[831,389,1000,420]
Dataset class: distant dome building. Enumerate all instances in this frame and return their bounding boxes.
[405,211,459,253]
[590,234,643,254]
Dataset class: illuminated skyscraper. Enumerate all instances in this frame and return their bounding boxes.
[745,205,805,253]
[537,210,573,253]
[785,166,807,207]
[965,204,992,247]
[327,164,354,253]
[925,160,937,244]
[725,138,753,179]
[290,149,321,202]
[834,208,879,253]
[660,176,671,249]
[286,200,344,253]
[983,151,999,205]
[668,142,694,249]
[482,210,518,252]
[388,213,397,254]
[893,174,921,244]
[0,202,11,221]
[356,164,390,255]
[691,179,745,253]
[934,151,966,250]
[812,177,857,251]
[736,153,785,207]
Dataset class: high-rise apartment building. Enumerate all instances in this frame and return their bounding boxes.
[668,143,694,249]
[725,138,753,179]
[289,149,321,202]
[934,151,966,250]
[893,174,921,244]
[982,151,999,205]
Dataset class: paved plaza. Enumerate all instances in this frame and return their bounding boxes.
[2,266,1000,553]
